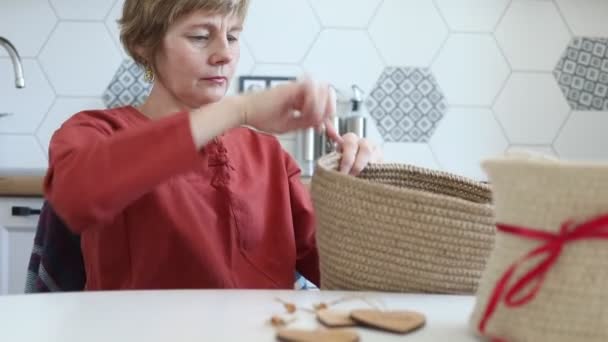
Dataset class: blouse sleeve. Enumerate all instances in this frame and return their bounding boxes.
[45,111,201,233]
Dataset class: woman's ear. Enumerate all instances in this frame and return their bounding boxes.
[133,45,146,61]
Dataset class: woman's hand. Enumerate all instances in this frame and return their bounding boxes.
[336,133,383,176]
[241,76,382,176]
[241,76,338,136]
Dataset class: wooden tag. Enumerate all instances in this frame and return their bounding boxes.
[317,309,357,328]
[350,309,426,334]
[277,329,359,342]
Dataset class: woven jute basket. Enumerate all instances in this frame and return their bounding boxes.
[470,154,608,341]
[310,153,495,294]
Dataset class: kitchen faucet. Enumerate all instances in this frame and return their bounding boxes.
[0,36,25,88]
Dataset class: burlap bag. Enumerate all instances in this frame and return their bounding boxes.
[310,153,495,294]
[470,154,608,341]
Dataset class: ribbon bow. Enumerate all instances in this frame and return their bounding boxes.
[478,214,608,340]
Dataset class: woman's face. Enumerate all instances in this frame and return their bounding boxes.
[153,10,242,109]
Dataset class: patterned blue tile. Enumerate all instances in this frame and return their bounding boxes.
[103,59,151,109]
[365,67,447,143]
[554,37,608,110]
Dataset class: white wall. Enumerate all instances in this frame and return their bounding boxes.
[1,0,608,180]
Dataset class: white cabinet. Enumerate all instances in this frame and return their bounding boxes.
[0,197,43,295]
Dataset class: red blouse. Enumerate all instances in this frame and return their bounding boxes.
[44,106,319,290]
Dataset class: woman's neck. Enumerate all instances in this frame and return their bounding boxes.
[137,83,192,120]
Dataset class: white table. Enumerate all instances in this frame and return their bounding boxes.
[0,290,481,341]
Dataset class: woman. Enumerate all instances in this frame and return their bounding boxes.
[44,0,381,290]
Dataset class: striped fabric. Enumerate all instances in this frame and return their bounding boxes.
[25,202,85,293]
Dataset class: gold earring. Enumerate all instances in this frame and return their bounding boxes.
[144,65,154,83]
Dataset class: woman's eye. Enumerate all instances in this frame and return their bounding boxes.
[228,35,239,43]
[189,35,209,41]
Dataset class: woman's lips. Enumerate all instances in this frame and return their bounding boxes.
[201,76,227,85]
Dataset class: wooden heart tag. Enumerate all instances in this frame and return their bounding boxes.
[350,309,426,334]
[317,309,357,328]
[277,329,359,342]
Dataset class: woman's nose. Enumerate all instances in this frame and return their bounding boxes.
[209,39,233,66]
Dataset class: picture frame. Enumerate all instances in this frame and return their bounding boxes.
[238,76,296,93]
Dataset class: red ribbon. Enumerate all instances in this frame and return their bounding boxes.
[478,215,608,341]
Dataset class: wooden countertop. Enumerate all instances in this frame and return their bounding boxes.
[0,176,44,196]
[0,175,311,197]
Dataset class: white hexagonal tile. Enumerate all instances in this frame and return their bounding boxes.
[496,1,571,71]
[0,135,47,171]
[382,143,439,170]
[303,30,384,95]
[435,0,510,32]
[554,111,608,161]
[50,0,115,20]
[278,137,297,157]
[308,0,381,28]
[494,73,570,145]
[556,0,608,37]
[251,64,303,77]
[226,42,256,96]
[37,97,104,155]
[278,132,297,141]
[430,108,509,180]
[0,0,57,57]
[0,59,54,134]
[369,0,448,66]
[432,34,510,106]
[244,0,320,63]
[39,22,122,96]
[507,145,558,159]
[238,41,256,74]
[105,0,128,57]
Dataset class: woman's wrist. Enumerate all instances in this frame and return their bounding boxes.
[230,94,249,127]
[188,96,247,149]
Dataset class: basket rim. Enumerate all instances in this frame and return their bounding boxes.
[313,153,493,209]
[483,155,608,170]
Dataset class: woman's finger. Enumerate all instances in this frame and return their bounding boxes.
[323,85,343,144]
[297,77,319,126]
[287,79,323,129]
[350,139,374,176]
[315,82,330,124]
[339,133,359,173]
[325,117,343,145]
[325,85,337,120]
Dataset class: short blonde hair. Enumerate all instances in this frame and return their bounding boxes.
[119,0,249,67]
